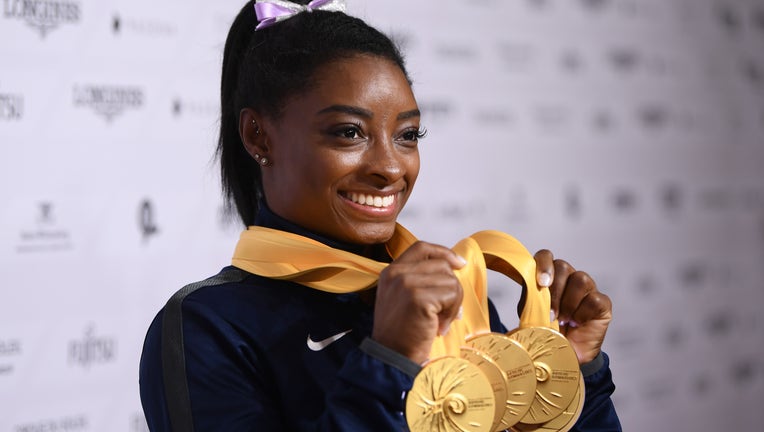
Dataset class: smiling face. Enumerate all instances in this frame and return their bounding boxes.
[253,54,422,245]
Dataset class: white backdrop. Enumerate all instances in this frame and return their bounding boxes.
[2,0,764,430]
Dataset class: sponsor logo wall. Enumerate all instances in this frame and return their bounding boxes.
[1,0,762,430]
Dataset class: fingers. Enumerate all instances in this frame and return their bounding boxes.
[547,257,574,320]
[373,241,465,363]
[397,240,467,269]
[534,249,554,288]
[557,270,595,324]
[569,290,612,326]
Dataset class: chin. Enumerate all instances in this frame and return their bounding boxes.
[348,223,397,245]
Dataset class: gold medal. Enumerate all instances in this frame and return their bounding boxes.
[407,356,496,432]
[511,375,585,432]
[507,327,580,424]
[465,333,536,430]
[460,346,509,431]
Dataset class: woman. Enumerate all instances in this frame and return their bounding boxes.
[139,1,621,430]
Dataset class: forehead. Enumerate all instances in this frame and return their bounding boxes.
[298,54,415,107]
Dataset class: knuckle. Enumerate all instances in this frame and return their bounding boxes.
[553,259,574,274]
[569,270,593,288]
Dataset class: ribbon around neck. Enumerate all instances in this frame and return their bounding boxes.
[254,0,347,30]
[232,224,554,359]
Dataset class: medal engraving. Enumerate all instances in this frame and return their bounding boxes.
[507,328,580,424]
[511,375,585,432]
[466,333,536,430]
[407,357,496,432]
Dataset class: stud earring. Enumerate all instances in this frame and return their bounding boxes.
[253,153,270,167]
[251,119,260,135]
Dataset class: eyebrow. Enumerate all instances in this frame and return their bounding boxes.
[316,104,420,121]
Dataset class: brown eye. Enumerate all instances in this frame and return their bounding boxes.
[342,128,359,139]
[333,125,363,140]
[399,127,427,143]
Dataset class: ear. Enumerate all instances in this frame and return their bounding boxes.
[239,108,269,161]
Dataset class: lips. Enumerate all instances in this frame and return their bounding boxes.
[344,192,396,208]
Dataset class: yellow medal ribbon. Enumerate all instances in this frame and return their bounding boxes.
[231,224,553,359]
[232,224,490,358]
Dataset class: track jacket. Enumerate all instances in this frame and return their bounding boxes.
[139,205,621,431]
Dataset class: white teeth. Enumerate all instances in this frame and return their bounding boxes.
[348,193,395,208]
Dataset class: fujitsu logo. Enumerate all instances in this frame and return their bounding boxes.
[73,85,144,122]
[68,325,117,369]
[3,0,81,38]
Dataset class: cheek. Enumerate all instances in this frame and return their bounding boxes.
[406,152,421,185]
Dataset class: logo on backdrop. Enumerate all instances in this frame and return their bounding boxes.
[112,13,177,37]
[637,104,670,131]
[0,92,24,120]
[16,201,73,253]
[564,185,581,220]
[68,324,117,369]
[2,0,81,38]
[172,98,218,118]
[73,85,144,122]
[418,99,454,123]
[754,7,764,35]
[435,43,478,62]
[0,338,22,376]
[139,199,159,242]
[473,107,513,126]
[611,187,639,213]
[13,415,88,432]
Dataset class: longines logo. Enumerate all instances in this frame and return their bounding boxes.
[73,85,144,122]
[3,0,80,38]
[68,325,117,369]
[14,415,88,432]
[16,201,72,253]
[0,92,24,120]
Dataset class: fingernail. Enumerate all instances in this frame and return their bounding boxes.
[457,306,464,320]
[559,320,567,327]
[456,255,467,267]
[440,323,451,336]
[538,272,552,287]
[550,310,557,322]
[568,320,578,328]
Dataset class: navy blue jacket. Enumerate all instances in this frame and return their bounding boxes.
[140,207,621,431]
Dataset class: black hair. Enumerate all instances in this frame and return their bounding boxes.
[218,0,409,225]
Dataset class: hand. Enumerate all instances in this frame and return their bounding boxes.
[534,250,613,364]
[372,241,465,364]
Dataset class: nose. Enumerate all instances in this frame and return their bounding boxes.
[365,134,404,185]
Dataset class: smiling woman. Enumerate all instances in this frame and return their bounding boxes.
[241,55,422,245]
[138,1,621,431]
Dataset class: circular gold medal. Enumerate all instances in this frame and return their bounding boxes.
[511,375,585,432]
[465,333,537,430]
[407,356,496,432]
[507,327,580,424]
[460,346,509,431]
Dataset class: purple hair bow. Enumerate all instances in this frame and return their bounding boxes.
[254,0,347,30]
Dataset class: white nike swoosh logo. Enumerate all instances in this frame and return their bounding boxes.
[306,329,353,351]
